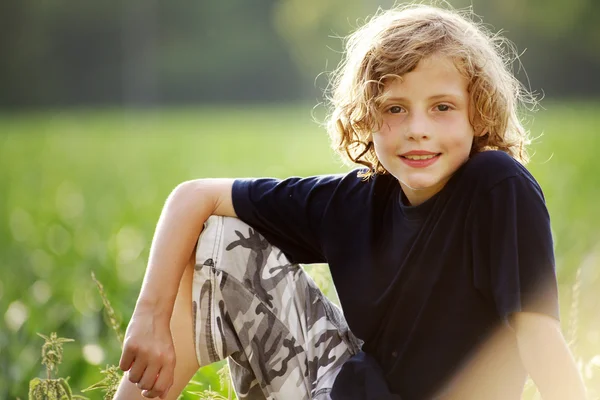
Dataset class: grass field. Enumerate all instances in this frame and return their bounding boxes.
[1,102,599,399]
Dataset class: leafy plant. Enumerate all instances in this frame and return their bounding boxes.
[81,365,122,400]
[29,333,87,400]
[80,272,124,399]
[91,272,124,344]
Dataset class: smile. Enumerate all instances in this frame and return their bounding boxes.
[399,153,441,167]
[401,154,439,160]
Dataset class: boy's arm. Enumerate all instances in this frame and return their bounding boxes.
[119,178,236,398]
[513,311,587,400]
[134,179,236,319]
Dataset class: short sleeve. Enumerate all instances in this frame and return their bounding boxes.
[231,174,346,264]
[472,173,560,326]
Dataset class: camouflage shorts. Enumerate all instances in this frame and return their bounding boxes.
[192,216,362,400]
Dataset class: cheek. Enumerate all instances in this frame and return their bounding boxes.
[441,122,476,151]
[372,133,396,158]
[372,141,396,171]
[380,117,401,135]
[444,136,476,163]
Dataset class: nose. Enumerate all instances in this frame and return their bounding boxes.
[404,111,430,141]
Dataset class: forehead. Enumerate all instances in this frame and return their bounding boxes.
[381,55,469,100]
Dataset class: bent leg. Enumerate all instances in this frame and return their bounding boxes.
[113,252,200,400]
[193,216,361,399]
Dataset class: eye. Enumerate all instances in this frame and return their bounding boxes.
[435,104,452,112]
[388,105,405,114]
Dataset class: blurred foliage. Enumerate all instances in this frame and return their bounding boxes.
[0,0,303,106]
[1,0,600,108]
[1,102,600,398]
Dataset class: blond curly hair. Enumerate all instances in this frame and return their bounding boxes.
[325,3,536,177]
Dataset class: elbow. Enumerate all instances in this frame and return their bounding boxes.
[172,179,203,199]
[169,178,235,218]
[167,179,211,214]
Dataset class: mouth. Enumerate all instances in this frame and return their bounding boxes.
[400,153,441,160]
[399,153,441,168]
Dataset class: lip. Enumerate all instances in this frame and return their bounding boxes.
[400,150,439,156]
[399,152,441,168]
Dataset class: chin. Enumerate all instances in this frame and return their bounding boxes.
[400,177,442,191]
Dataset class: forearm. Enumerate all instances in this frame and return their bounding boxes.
[515,313,587,400]
[134,180,221,322]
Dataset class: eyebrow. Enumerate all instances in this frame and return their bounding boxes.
[381,94,463,103]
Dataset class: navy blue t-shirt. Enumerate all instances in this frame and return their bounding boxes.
[231,151,559,399]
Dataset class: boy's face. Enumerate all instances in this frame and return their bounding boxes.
[373,54,479,206]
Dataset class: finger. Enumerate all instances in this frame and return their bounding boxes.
[141,380,162,400]
[137,363,161,391]
[142,388,159,399]
[145,365,174,399]
[119,346,136,371]
[156,368,175,399]
[127,360,147,384]
[159,384,173,400]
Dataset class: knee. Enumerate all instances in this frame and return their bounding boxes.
[195,215,291,283]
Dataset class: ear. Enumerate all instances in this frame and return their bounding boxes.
[468,104,487,137]
[474,126,487,137]
[471,116,487,137]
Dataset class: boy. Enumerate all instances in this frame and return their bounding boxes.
[115,4,587,399]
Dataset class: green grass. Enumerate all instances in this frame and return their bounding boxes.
[1,102,599,399]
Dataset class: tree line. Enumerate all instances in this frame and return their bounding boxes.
[1,0,598,108]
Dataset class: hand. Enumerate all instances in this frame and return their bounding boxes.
[119,309,176,398]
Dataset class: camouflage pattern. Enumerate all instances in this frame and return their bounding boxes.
[192,216,362,399]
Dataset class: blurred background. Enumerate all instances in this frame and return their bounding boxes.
[1,0,599,398]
